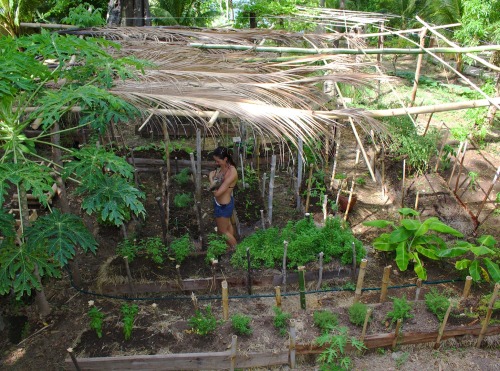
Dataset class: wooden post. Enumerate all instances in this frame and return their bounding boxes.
[355,145,361,165]
[239,153,245,187]
[422,113,434,136]
[298,266,306,310]
[289,320,296,369]
[211,259,218,292]
[322,194,328,221]
[360,307,373,342]
[305,163,314,213]
[409,28,428,107]
[475,166,500,219]
[343,180,356,221]
[401,159,406,208]
[260,209,266,229]
[123,256,135,295]
[230,335,237,371]
[189,152,198,194]
[381,146,386,199]
[282,241,288,291]
[379,265,392,303]
[275,286,282,308]
[414,191,420,210]
[67,348,82,371]
[354,259,368,302]
[316,252,324,290]
[261,172,267,199]
[476,283,500,348]
[222,280,229,320]
[246,248,252,295]
[462,276,473,299]
[155,197,167,244]
[434,301,454,349]
[392,319,402,349]
[175,264,183,290]
[454,141,468,193]
[161,121,171,176]
[196,129,202,203]
[191,292,198,311]
[268,155,276,225]
[296,138,303,210]
[329,129,340,191]
[448,141,464,186]
[351,242,357,281]
[174,156,178,174]
[415,278,423,301]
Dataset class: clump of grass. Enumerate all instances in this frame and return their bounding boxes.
[174,193,192,208]
[313,310,338,334]
[172,168,191,185]
[273,307,291,336]
[349,302,370,327]
[231,314,252,335]
[425,288,450,322]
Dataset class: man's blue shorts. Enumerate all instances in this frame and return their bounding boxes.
[214,196,234,218]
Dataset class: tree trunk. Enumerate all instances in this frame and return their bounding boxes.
[249,12,257,28]
[34,265,51,317]
[107,0,122,26]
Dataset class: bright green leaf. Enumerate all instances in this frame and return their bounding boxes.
[483,258,500,283]
[363,220,394,229]
[455,259,471,270]
[469,260,481,281]
[396,241,410,271]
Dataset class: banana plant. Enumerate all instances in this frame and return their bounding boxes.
[437,235,500,282]
[363,208,464,280]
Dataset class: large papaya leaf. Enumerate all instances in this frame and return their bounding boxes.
[396,241,410,271]
[483,258,500,283]
[436,246,469,258]
[469,260,481,281]
[470,245,495,257]
[455,259,471,270]
[363,220,394,229]
[0,209,16,238]
[389,227,413,244]
[25,209,97,267]
[415,245,439,260]
[426,219,463,237]
[477,235,497,248]
[413,252,427,280]
[398,208,420,217]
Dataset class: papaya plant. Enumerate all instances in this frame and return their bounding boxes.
[363,208,463,280]
[437,235,500,282]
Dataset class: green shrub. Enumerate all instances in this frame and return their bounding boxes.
[273,307,291,337]
[121,304,138,340]
[88,306,105,338]
[316,326,366,371]
[172,168,191,185]
[231,314,252,335]
[117,237,167,264]
[349,302,369,327]
[206,233,228,263]
[169,234,194,264]
[174,193,192,208]
[386,295,413,325]
[425,288,450,322]
[117,238,139,262]
[313,310,338,334]
[188,305,218,336]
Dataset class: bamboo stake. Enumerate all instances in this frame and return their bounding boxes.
[343,180,356,221]
[409,28,428,107]
[222,280,229,320]
[475,166,500,219]
[380,265,392,303]
[240,153,245,187]
[434,301,454,349]
[329,129,340,191]
[422,113,434,136]
[162,122,171,176]
[191,292,198,311]
[322,194,328,221]
[476,283,500,347]
[360,308,373,342]
[354,259,368,302]
[351,242,357,281]
[246,248,252,295]
[316,252,324,290]
[289,320,296,369]
[230,335,237,371]
[123,256,135,295]
[298,266,306,310]
[305,163,314,213]
[274,286,282,308]
[401,159,406,208]
[415,278,423,301]
[448,142,464,186]
[414,191,420,210]
[392,319,402,349]
[381,147,386,199]
[174,157,179,174]
[155,197,167,244]
[454,141,468,193]
[262,173,267,199]
[282,241,288,291]
[434,127,449,172]
[296,138,304,210]
[260,209,266,229]
[211,260,218,292]
[268,155,276,225]
[67,348,82,371]
[175,265,183,290]
[196,129,202,202]
[462,276,473,299]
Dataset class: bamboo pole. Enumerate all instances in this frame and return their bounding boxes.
[211,260,218,292]
[262,173,267,199]
[409,28,428,107]
[454,141,468,193]
[322,194,328,221]
[298,266,306,310]
[260,209,266,229]
[316,252,324,290]
[434,301,454,349]
[222,280,229,321]
[414,191,420,210]
[296,139,304,210]
[351,242,357,281]
[422,113,434,136]
[344,180,356,221]
[175,265,183,290]
[268,155,276,225]
[230,335,237,371]
[246,248,252,295]
[67,348,82,371]
[475,166,500,219]
[191,292,198,311]
[379,265,392,303]
[305,163,314,213]
[392,319,403,349]
[240,153,245,187]
[282,241,288,291]
[289,320,296,369]
[381,147,386,199]
[162,122,171,176]
[448,141,464,186]
[415,279,423,301]
[329,129,340,191]
[476,283,500,348]
[354,259,368,302]
[434,128,449,172]
[401,159,406,208]
[275,286,282,308]
[155,197,167,244]
[360,308,373,342]
[196,129,202,202]
[462,276,473,299]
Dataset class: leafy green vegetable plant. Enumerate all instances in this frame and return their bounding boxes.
[172,168,191,186]
[437,235,499,282]
[117,237,167,264]
[315,326,366,371]
[169,234,194,264]
[273,306,291,337]
[206,233,228,263]
[349,302,369,327]
[88,306,105,338]
[188,305,218,336]
[61,3,106,27]
[425,288,450,322]
[121,304,139,340]
[174,193,192,208]
[313,310,338,334]
[363,208,463,279]
[231,314,252,335]
[386,295,413,325]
